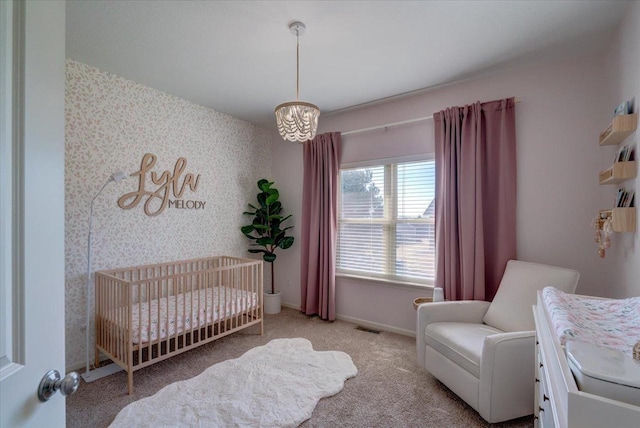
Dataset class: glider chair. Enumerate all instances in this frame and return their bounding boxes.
[416,260,579,423]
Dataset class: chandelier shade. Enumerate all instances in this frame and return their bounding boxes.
[275,21,320,143]
[274,101,320,143]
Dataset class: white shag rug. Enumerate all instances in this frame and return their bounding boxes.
[109,338,358,427]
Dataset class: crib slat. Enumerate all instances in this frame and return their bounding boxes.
[182,270,187,350]
[126,281,132,376]
[240,264,244,326]
[224,267,229,330]
[173,273,178,353]
[208,270,214,339]
[196,269,201,343]
[235,263,238,326]
[137,281,142,368]
[111,278,115,365]
[95,274,101,368]
[244,264,248,325]
[118,278,123,365]
[109,278,114,367]
[162,276,166,356]
[155,279,160,358]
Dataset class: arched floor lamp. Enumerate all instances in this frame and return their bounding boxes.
[81,171,128,383]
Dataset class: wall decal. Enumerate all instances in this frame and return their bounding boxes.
[118,153,205,216]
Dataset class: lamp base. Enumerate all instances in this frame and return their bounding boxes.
[80,363,123,383]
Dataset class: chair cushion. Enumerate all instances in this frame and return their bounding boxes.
[483,260,579,332]
[425,322,503,378]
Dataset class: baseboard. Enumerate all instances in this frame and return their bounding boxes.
[80,363,124,382]
[282,302,301,311]
[335,314,416,338]
[282,302,415,337]
[66,356,110,374]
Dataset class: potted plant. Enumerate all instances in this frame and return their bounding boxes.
[241,179,294,314]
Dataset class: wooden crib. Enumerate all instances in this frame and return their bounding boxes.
[94,256,263,394]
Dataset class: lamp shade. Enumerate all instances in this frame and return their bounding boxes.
[274,101,320,143]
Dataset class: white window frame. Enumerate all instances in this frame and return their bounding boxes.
[336,154,435,288]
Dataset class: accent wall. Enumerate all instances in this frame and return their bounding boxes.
[65,60,274,369]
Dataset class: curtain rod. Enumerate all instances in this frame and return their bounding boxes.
[341,98,521,136]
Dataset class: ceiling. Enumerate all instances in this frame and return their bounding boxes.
[66,1,628,128]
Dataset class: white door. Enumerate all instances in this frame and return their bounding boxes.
[0,1,68,426]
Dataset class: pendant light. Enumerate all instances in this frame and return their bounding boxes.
[274,21,320,143]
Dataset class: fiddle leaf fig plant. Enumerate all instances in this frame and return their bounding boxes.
[241,179,294,294]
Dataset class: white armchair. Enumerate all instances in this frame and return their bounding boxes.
[416,260,579,423]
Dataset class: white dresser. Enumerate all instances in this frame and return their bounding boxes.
[533,292,640,428]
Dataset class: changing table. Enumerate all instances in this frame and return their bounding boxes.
[533,289,640,428]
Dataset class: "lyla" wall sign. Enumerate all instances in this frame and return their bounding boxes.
[117,153,205,217]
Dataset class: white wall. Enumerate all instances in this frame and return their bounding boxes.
[605,1,640,298]
[273,51,616,334]
[64,60,275,369]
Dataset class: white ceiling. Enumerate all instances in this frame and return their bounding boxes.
[66,1,628,127]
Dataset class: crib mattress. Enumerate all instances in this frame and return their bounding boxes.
[117,287,258,344]
[542,286,640,359]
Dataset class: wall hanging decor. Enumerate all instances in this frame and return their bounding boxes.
[117,153,204,216]
[592,212,614,258]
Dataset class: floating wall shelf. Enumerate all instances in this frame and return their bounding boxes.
[599,113,638,146]
[611,207,636,232]
[599,161,637,184]
[598,208,636,233]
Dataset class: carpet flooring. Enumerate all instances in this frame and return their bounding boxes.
[67,308,533,427]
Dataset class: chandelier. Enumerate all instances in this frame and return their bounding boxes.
[274,21,320,143]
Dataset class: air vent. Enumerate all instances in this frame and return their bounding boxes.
[355,326,380,334]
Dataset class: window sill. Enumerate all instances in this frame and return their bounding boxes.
[335,273,434,292]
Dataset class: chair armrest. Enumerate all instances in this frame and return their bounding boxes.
[478,331,536,422]
[416,301,491,368]
[417,300,492,325]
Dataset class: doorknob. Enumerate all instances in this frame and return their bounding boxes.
[37,369,80,402]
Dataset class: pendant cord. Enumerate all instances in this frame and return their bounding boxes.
[296,30,299,100]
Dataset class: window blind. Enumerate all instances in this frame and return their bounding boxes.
[337,159,436,284]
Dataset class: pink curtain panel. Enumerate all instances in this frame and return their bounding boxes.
[301,132,341,320]
[434,98,517,302]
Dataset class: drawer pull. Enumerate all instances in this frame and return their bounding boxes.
[544,394,550,402]
[535,378,540,383]
[540,362,544,368]
[539,406,545,413]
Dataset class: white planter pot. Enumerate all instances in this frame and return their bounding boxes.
[263,290,281,315]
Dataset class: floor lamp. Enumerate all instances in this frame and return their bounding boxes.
[81,171,128,383]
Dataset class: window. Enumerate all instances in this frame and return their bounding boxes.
[337,158,436,285]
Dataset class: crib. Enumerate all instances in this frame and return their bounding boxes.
[94,256,263,394]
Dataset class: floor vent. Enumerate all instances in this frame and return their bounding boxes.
[355,325,380,334]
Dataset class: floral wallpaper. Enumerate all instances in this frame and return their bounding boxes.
[65,60,273,369]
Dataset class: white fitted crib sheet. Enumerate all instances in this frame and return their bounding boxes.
[125,287,258,344]
[542,286,640,359]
